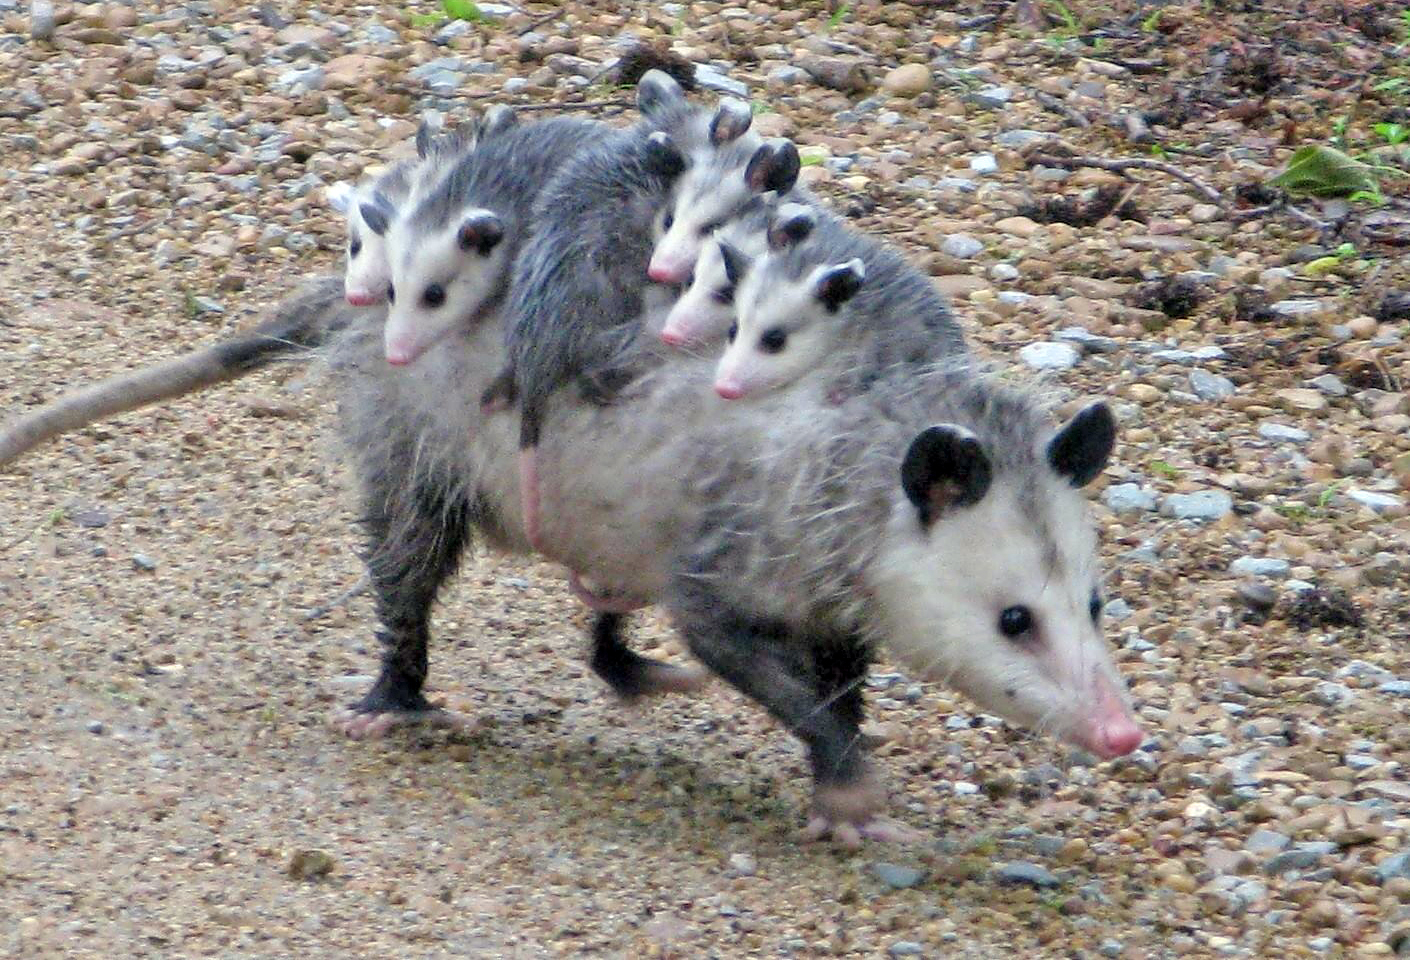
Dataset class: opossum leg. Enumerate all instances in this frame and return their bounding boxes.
[340,484,474,736]
[479,365,516,415]
[590,612,706,699]
[674,593,895,841]
[518,448,543,552]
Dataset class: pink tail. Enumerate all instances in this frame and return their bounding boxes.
[519,447,542,552]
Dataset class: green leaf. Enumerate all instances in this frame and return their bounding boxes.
[825,3,851,31]
[1303,256,1343,276]
[442,0,484,22]
[409,12,445,27]
[1268,145,1379,197]
[1374,122,1408,145]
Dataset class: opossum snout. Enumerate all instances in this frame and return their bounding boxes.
[345,290,381,307]
[648,260,689,284]
[714,378,745,400]
[1075,672,1142,759]
[659,326,687,346]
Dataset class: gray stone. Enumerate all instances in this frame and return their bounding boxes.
[1264,843,1337,875]
[767,65,809,86]
[1245,829,1291,854]
[1176,736,1208,758]
[994,129,1050,149]
[1103,598,1132,620]
[994,862,1060,887]
[1055,326,1119,354]
[888,942,925,958]
[1308,374,1348,397]
[274,66,325,95]
[1336,660,1395,684]
[1379,681,1410,698]
[941,234,983,259]
[362,23,398,44]
[86,720,104,735]
[726,852,756,877]
[1019,342,1079,370]
[1190,369,1236,401]
[503,76,528,93]
[1376,851,1410,884]
[989,262,1021,282]
[873,863,926,889]
[1103,483,1157,515]
[189,297,224,316]
[694,66,747,97]
[1230,557,1291,579]
[1269,299,1336,317]
[1099,941,1123,959]
[1311,682,1354,707]
[1160,490,1233,521]
[1152,349,1197,365]
[1238,582,1277,611]
[132,553,157,571]
[935,177,978,193]
[968,85,1012,108]
[1347,490,1404,512]
[1344,753,1380,771]
[1258,423,1310,443]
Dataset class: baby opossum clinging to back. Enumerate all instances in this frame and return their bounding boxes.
[713,203,967,401]
[327,105,519,310]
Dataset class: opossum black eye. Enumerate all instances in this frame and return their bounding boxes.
[727,322,738,344]
[349,237,362,258]
[998,605,1034,640]
[386,284,395,304]
[698,219,726,238]
[662,211,675,231]
[1088,592,1103,624]
[711,285,734,306]
[422,283,446,309]
[759,328,787,354]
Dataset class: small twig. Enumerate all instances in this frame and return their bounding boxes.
[1032,90,1090,129]
[304,573,370,621]
[1024,151,1224,204]
[508,98,634,113]
[516,7,565,36]
[106,212,173,242]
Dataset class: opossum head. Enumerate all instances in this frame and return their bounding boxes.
[660,232,754,347]
[648,138,801,285]
[331,184,397,308]
[381,208,508,366]
[714,255,864,399]
[869,402,1143,760]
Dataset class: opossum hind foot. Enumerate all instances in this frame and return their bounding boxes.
[591,612,708,700]
[335,704,479,740]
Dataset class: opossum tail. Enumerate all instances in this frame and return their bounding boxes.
[0,276,348,468]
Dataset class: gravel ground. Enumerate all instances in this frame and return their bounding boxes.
[2,1,1409,957]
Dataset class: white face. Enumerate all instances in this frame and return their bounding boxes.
[713,263,835,399]
[869,479,1142,760]
[343,203,393,307]
[382,208,508,366]
[647,166,752,285]
[660,241,737,347]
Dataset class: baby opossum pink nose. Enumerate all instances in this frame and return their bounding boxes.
[659,326,686,346]
[648,261,686,284]
[345,290,379,306]
[714,379,745,400]
[1096,716,1143,758]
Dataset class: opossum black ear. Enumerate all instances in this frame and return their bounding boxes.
[637,70,686,118]
[812,259,866,312]
[901,425,993,527]
[718,240,750,287]
[766,205,816,251]
[744,139,801,195]
[709,99,753,145]
[415,120,436,160]
[359,197,393,237]
[457,211,504,255]
[644,131,687,179]
[477,105,518,141]
[1048,402,1116,487]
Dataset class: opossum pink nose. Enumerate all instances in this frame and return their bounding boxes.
[648,261,686,284]
[1096,717,1143,758]
[714,379,745,400]
[659,326,686,346]
[384,345,414,366]
[345,290,378,306]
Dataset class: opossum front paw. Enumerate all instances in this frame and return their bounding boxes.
[335,706,479,740]
[802,776,919,848]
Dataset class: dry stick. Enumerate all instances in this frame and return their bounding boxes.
[516,6,566,36]
[1031,90,1091,129]
[1025,151,1224,204]
[305,573,371,622]
[509,99,634,113]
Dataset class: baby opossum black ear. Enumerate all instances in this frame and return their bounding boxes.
[644,131,687,179]
[457,211,504,255]
[744,139,801,195]
[709,99,753,146]
[326,182,354,214]
[901,425,993,527]
[718,240,750,287]
[812,259,866,312]
[415,120,437,160]
[476,104,518,141]
[359,195,394,237]
[766,205,816,251]
[1047,402,1116,487]
[636,69,686,118]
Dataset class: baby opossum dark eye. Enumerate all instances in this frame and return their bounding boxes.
[759,328,787,353]
[998,605,1034,639]
[1088,592,1103,623]
[385,283,396,304]
[698,219,726,237]
[727,322,738,344]
[662,211,675,231]
[711,285,734,305]
[349,238,362,257]
[422,283,446,309]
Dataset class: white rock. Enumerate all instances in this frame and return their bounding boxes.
[1019,342,1079,370]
